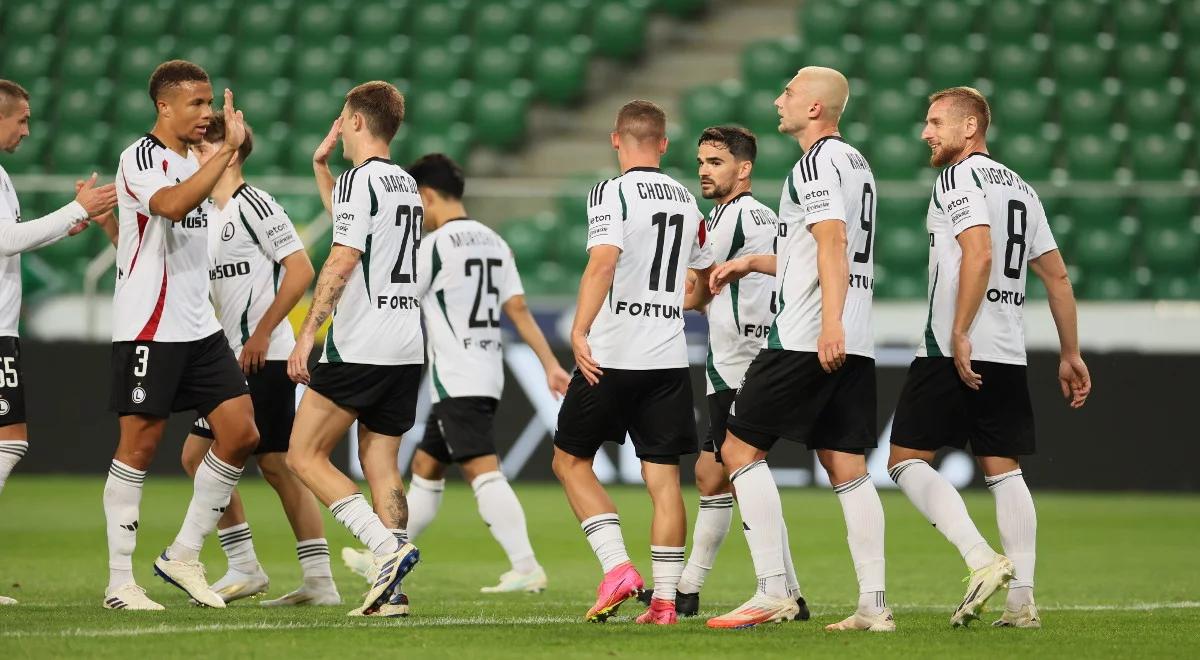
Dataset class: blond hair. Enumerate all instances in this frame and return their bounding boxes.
[929,86,991,135]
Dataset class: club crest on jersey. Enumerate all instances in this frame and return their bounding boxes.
[131,387,147,404]
[0,398,9,416]
[221,222,235,241]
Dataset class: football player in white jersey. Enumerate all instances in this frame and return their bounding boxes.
[707,67,891,631]
[888,87,1091,629]
[552,100,714,625]
[103,61,261,611]
[179,115,341,607]
[286,82,424,617]
[342,154,570,594]
[0,79,117,606]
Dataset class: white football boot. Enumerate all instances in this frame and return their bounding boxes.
[0,595,17,605]
[951,554,1015,627]
[481,566,548,593]
[357,543,419,616]
[153,552,225,608]
[341,547,375,583]
[824,607,896,632]
[209,564,269,603]
[993,602,1042,629]
[103,583,165,611]
[262,577,343,607]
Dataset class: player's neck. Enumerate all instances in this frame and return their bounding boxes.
[211,172,245,208]
[351,141,392,167]
[618,151,661,173]
[715,180,751,205]
[149,124,189,157]
[432,202,469,229]
[950,140,989,165]
[796,124,840,153]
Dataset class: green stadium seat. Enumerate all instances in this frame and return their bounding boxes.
[1067,196,1126,229]
[741,38,799,92]
[50,128,110,174]
[657,0,707,18]
[878,196,928,230]
[291,88,345,133]
[593,0,648,60]
[238,84,290,129]
[63,0,116,38]
[555,172,604,224]
[861,0,913,39]
[286,131,331,175]
[554,214,591,270]
[1,132,47,174]
[57,40,116,86]
[292,42,350,90]
[1182,0,1200,40]
[532,44,588,104]
[274,194,322,224]
[754,134,798,180]
[1142,226,1200,274]
[177,37,234,79]
[1117,44,1174,87]
[986,0,1040,46]
[473,87,528,149]
[1124,88,1180,129]
[533,1,587,44]
[878,223,928,269]
[1082,274,1142,300]
[412,42,468,85]
[800,2,850,47]
[870,134,926,180]
[682,84,740,137]
[235,38,294,86]
[403,124,472,165]
[1059,89,1115,137]
[1114,0,1166,43]
[351,37,411,82]
[874,268,926,300]
[1131,135,1187,182]
[241,123,285,177]
[993,89,1049,135]
[1183,46,1200,83]
[1001,134,1054,181]
[474,0,527,45]
[473,42,528,89]
[117,39,173,83]
[501,216,555,267]
[410,85,470,131]
[925,44,981,91]
[3,37,58,82]
[1054,44,1110,84]
[54,82,114,126]
[803,45,857,79]
[1136,196,1194,229]
[120,0,174,37]
[870,89,922,132]
[295,1,349,39]
[177,0,231,38]
[237,1,293,38]
[1050,0,1104,44]
[351,0,409,39]
[1149,273,1200,300]
[740,89,781,134]
[413,1,469,44]
[990,45,1044,87]
[863,45,916,88]
[924,0,974,38]
[1073,225,1131,270]
[3,1,61,35]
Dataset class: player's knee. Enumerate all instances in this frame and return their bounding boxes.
[551,450,581,482]
[258,453,288,484]
[179,450,202,477]
[696,471,729,497]
[284,449,312,480]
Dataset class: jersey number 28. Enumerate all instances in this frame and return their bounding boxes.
[391,205,423,283]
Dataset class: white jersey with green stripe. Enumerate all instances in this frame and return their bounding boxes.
[769,136,876,358]
[917,152,1057,366]
[206,184,304,361]
[321,157,425,366]
[704,192,777,394]
[418,219,523,402]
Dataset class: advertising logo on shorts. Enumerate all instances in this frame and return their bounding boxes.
[0,398,9,416]
[131,387,147,404]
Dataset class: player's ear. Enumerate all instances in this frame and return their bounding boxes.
[610,131,620,151]
[963,115,978,140]
[809,100,822,119]
[658,135,668,156]
[738,159,753,182]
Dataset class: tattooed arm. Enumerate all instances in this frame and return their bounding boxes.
[286,244,362,384]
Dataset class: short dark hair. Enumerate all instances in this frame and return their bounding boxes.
[0,80,30,116]
[149,60,209,102]
[345,81,405,142]
[408,153,465,200]
[614,99,666,142]
[698,125,757,163]
[202,113,254,164]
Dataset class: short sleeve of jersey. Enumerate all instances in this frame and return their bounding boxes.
[800,152,847,227]
[585,178,623,252]
[120,144,172,206]
[499,247,525,302]
[414,232,437,299]
[331,168,371,252]
[940,167,990,236]
[1027,205,1058,260]
[687,204,714,269]
[239,187,303,262]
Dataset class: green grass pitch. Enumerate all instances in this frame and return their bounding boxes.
[1,476,1198,658]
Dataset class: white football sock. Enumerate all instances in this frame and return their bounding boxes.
[650,545,685,603]
[406,475,444,539]
[389,529,409,545]
[730,460,787,598]
[330,493,398,556]
[167,450,242,562]
[987,469,1037,607]
[580,513,630,574]
[781,521,802,600]
[834,474,887,613]
[472,471,539,574]
[217,522,259,574]
[296,538,333,579]
[0,440,29,495]
[890,459,997,571]
[104,459,145,593]
[677,493,733,594]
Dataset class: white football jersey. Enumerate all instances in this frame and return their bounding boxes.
[0,165,21,337]
[418,219,523,402]
[322,157,425,366]
[113,135,222,342]
[585,167,714,370]
[704,192,777,394]
[206,184,304,361]
[770,136,876,358]
[917,152,1057,366]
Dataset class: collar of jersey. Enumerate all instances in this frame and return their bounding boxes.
[444,216,471,224]
[622,166,661,174]
[364,156,394,165]
[807,135,845,151]
[719,191,754,207]
[232,182,254,199]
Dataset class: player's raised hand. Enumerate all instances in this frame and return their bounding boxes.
[221,88,247,150]
[571,330,603,386]
[952,332,982,390]
[313,117,343,166]
[73,173,117,219]
[817,321,846,373]
[287,334,314,385]
[546,363,571,399]
[1058,353,1091,409]
[709,256,752,295]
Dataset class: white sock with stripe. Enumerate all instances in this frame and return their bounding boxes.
[167,450,243,562]
[296,538,333,579]
[0,440,29,495]
[104,459,146,593]
[677,493,733,595]
[217,522,259,574]
[581,513,630,574]
[330,493,398,556]
[987,469,1037,608]
[650,545,685,603]
[730,460,788,598]
[834,474,887,614]
[406,475,444,539]
[472,471,539,574]
[782,521,803,600]
[890,459,997,571]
